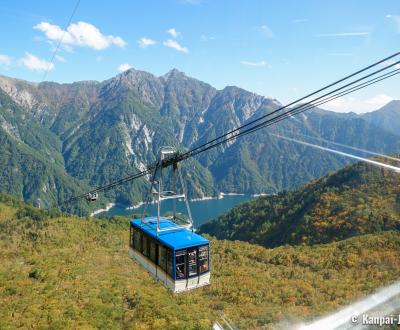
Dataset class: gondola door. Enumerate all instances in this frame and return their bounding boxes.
[175,250,187,288]
[187,247,199,289]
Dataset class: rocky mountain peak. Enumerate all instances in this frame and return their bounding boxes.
[378,100,400,112]
[100,68,164,108]
[162,68,186,81]
[0,75,40,111]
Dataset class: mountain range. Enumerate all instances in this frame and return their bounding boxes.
[1,69,400,214]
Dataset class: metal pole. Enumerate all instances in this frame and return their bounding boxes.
[157,155,163,234]
[173,162,177,222]
[157,178,161,234]
[178,163,194,231]
[141,160,159,226]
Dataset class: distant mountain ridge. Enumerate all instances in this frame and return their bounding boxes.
[362,100,400,135]
[0,69,400,214]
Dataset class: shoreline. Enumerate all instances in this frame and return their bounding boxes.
[127,195,222,208]
[126,201,146,210]
[220,192,245,196]
[90,203,115,217]
[92,192,270,215]
[190,195,221,202]
[252,193,269,197]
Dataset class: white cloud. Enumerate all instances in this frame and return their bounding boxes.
[240,60,268,67]
[163,39,189,53]
[117,63,133,72]
[316,32,369,37]
[21,53,54,72]
[138,37,156,48]
[55,54,65,62]
[167,28,180,38]
[323,94,394,114]
[34,21,126,50]
[0,54,12,67]
[365,94,394,108]
[259,25,274,38]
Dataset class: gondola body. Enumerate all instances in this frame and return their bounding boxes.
[129,217,210,293]
[128,147,211,292]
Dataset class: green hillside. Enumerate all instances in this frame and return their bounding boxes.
[0,90,98,215]
[1,193,400,329]
[199,159,400,247]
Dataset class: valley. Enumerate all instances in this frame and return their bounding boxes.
[1,2,400,329]
[1,72,400,215]
[98,193,254,227]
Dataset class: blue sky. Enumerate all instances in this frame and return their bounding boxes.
[0,0,399,113]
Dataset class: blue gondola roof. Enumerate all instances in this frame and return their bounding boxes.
[130,217,209,250]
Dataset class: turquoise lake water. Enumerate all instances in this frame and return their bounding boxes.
[99,195,254,227]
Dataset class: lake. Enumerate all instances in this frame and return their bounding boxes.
[99,194,255,227]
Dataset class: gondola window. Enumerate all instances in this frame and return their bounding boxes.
[176,250,186,279]
[199,246,209,273]
[188,248,198,276]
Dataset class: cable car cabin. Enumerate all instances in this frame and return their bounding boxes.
[129,217,211,293]
[86,192,98,202]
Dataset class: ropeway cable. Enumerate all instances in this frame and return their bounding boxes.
[185,52,400,156]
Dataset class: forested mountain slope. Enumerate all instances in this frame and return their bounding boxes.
[199,158,400,247]
[0,89,93,214]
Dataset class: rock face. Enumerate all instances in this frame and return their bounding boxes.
[0,70,400,213]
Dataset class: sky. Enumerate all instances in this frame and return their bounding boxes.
[0,0,399,113]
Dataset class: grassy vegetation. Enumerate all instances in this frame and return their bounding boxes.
[1,197,400,329]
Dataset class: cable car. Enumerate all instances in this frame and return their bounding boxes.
[86,192,98,202]
[129,217,210,292]
[128,146,211,292]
